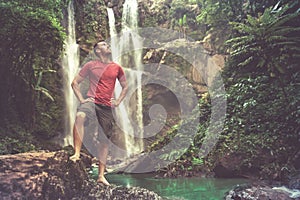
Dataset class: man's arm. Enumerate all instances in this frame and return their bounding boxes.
[71,74,91,104]
[114,78,128,107]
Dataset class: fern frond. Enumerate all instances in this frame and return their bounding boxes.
[270,27,300,35]
[269,12,300,29]
[267,35,289,42]
[287,46,300,52]
[226,35,255,48]
[274,63,285,74]
[257,59,266,68]
[247,15,259,27]
[238,56,254,67]
[231,46,260,57]
[230,41,255,50]
[233,23,255,34]
[35,87,55,101]
[273,41,299,46]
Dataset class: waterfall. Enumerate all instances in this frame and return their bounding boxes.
[107,8,118,61]
[62,0,79,146]
[107,0,144,156]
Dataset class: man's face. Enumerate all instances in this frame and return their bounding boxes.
[96,41,111,55]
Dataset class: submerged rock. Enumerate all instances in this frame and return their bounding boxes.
[0,150,162,200]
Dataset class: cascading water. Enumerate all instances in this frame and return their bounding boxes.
[62,0,79,146]
[121,0,144,154]
[107,8,119,61]
[107,0,144,156]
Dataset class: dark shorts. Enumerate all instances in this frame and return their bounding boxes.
[95,104,116,139]
[77,102,115,140]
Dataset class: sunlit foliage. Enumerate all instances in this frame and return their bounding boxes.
[226,2,300,77]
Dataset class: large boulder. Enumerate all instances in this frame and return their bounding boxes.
[0,150,162,200]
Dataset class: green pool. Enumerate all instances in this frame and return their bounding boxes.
[94,172,248,200]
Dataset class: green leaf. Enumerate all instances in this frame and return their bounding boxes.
[35,87,55,101]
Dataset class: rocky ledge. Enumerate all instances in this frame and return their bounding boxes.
[0,150,162,200]
[225,183,300,200]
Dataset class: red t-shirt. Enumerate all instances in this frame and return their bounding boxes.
[79,60,126,106]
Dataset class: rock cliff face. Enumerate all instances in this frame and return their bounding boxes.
[0,151,162,200]
[143,38,225,95]
[69,0,225,96]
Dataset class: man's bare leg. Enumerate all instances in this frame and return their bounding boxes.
[97,143,110,185]
[70,112,86,162]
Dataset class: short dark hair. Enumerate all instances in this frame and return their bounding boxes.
[93,40,105,54]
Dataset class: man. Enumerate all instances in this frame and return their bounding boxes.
[69,40,128,186]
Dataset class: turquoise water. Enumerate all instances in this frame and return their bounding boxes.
[102,173,247,200]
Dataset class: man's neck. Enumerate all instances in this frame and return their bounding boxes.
[98,55,112,64]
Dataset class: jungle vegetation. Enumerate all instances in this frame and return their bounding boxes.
[0,0,299,180]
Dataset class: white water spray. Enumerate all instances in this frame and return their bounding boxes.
[107,0,144,156]
[107,8,118,61]
[62,0,79,146]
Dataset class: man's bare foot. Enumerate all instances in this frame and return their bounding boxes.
[69,154,80,162]
[97,176,110,186]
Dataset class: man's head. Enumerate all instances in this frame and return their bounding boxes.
[94,40,111,57]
